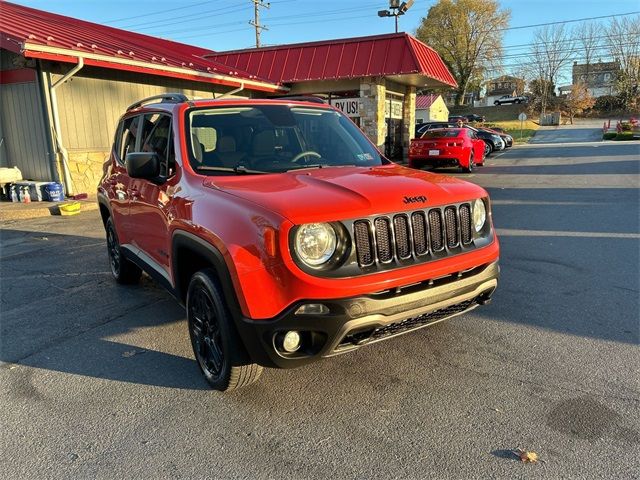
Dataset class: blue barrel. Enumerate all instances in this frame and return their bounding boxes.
[43,182,65,202]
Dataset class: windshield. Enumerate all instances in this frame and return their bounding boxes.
[421,129,461,139]
[186,105,385,174]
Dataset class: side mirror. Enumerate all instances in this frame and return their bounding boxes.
[125,152,164,183]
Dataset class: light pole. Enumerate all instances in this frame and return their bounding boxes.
[377,0,414,33]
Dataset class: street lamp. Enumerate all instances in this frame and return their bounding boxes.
[377,0,414,33]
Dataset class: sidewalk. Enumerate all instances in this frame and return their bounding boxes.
[0,195,98,222]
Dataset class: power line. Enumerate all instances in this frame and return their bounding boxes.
[497,11,639,31]
[103,0,214,24]
[115,3,252,30]
[147,5,372,37]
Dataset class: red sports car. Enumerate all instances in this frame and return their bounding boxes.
[408,128,486,172]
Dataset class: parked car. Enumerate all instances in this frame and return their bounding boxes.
[479,127,513,148]
[465,126,505,154]
[465,114,486,123]
[416,121,454,135]
[415,123,504,156]
[98,94,500,391]
[448,115,467,123]
[409,128,486,172]
[493,95,528,105]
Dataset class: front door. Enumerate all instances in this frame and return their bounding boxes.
[128,112,176,275]
[105,115,141,245]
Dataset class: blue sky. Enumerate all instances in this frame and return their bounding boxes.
[9,0,640,82]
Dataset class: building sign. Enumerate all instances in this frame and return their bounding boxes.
[385,99,403,120]
[330,97,360,117]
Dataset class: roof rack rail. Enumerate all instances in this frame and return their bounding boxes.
[269,95,327,104]
[126,93,189,111]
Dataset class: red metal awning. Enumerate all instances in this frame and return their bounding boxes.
[0,1,285,92]
[209,33,457,88]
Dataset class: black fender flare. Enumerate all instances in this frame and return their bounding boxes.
[171,230,252,365]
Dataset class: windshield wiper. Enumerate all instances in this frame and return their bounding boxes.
[285,164,357,172]
[195,165,267,175]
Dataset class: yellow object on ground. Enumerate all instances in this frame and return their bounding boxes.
[59,201,81,216]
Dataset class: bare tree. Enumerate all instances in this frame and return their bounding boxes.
[575,22,601,80]
[606,16,640,109]
[523,24,576,115]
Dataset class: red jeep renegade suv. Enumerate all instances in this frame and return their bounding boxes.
[98,93,500,391]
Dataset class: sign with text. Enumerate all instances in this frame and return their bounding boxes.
[330,98,360,117]
[385,99,403,120]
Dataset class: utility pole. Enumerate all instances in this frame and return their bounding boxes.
[249,0,270,48]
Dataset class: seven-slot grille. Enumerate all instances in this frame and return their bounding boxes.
[353,203,473,267]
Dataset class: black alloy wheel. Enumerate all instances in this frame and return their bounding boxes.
[187,269,263,391]
[189,282,225,378]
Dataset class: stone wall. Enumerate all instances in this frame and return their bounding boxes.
[66,151,109,194]
[359,78,386,150]
[402,86,416,160]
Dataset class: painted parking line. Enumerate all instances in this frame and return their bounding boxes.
[497,228,640,239]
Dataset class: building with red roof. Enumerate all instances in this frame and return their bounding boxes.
[415,94,449,122]
[0,1,456,189]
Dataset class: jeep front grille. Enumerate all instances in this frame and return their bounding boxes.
[353,203,473,268]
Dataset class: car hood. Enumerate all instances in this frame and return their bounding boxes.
[203,164,487,223]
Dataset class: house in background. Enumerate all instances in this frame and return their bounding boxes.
[483,75,525,106]
[415,94,449,122]
[443,91,475,106]
[572,60,620,97]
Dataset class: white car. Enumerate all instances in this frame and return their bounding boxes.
[494,95,528,105]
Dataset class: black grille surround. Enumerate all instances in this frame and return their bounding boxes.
[288,200,493,278]
[349,201,492,274]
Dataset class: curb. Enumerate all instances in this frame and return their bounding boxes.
[0,200,99,222]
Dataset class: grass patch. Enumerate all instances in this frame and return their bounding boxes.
[483,119,540,143]
[613,132,639,141]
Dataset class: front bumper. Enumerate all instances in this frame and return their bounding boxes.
[235,260,499,369]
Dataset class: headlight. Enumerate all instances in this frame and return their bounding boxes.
[492,134,502,141]
[294,223,337,266]
[472,198,487,232]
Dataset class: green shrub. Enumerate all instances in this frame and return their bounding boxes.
[613,132,637,141]
[603,132,617,140]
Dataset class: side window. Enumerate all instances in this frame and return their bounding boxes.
[117,116,141,163]
[140,113,175,177]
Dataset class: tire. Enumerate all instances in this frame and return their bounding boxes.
[187,269,263,391]
[483,141,491,157]
[463,152,475,173]
[515,99,521,104]
[494,101,499,105]
[106,217,141,284]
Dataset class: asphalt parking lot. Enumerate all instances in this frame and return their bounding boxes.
[1,131,639,479]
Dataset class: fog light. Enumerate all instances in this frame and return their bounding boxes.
[282,331,301,353]
[295,303,329,315]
